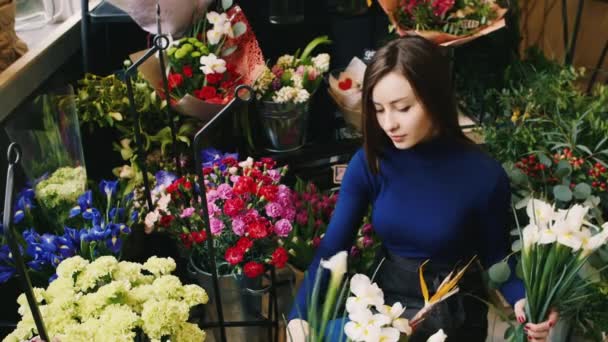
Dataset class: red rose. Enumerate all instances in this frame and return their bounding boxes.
[233,176,256,195]
[168,73,184,91]
[270,247,288,268]
[200,86,217,100]
[180,233,193,249]
[246,220,269,239]
[225,246,244,266]
[206,73,223,85]
[224,197,245,217]
[182,65,193,78]
[159,215,174,228]
[244,261,265,278]
[258,185,278,202]
[191,230,207,244]
[236,237,253,252]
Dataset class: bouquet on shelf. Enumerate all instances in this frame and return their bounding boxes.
[0,179,138,284]
[143,148,295,279]
[132,3,264,120]
[253,36,332,105]
[327,57,367,132]
[287,251,466,342]
[3,256,209,342]
[376,0,507,46]
[516,199,608,324]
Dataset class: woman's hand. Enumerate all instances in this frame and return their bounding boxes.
[286,319,309,342]
[514,299,559,342]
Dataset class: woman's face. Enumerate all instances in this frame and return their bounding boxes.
[372,72,436,150]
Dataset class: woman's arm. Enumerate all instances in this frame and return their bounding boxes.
[288,150,373,320]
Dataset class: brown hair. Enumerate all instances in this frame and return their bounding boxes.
[362,36,472,174]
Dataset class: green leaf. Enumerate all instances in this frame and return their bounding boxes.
[576,144,593,156]
[538,152,552,167]
[554,160,572,178]
[553,185,573,202]
[221,45,237,57]
[232,22,247,38]
[515,259,524,280]
[221,0,233,10]
[488,261,511,284]
[510,168,528,186]
[573,183,591,200]
[511,239,522,252]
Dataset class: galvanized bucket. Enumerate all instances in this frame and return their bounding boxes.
[187,257,268,342]
[256,100,311,152]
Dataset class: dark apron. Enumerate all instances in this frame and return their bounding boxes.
[373,249,489,342]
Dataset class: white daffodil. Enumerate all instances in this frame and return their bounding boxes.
[581,229,608,257]
[206,28,224,45]
[378,327,401,342]
[377,302,406,321]
[556,230,583,251]
[522,223,540,250]
[526,199,555,230]
[392,318,412,335]
[320,251,348,279]
[346,274,384,313]
[555,204,589,230]
[199,53,226,74]
[538,228,557,245]
[345,308,390,342]
[427,329,448,342]
[206,11,229,26]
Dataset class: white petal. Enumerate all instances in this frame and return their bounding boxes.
[361,325,382,342]
[344,321,364,341]
[392,318,412,335]
[522,224,540,249]
[349,308,373,324]
[286,319,309,342]
[350,274,372,297]
[346,297,369,314]
[370,313,392,327]
[557,232,583,251]
[426,329,448,342]
[538,229,557,244]
[526,199,555,229]
[379,327,401,342]
[320,251,348,279]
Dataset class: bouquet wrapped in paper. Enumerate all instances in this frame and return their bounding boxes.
[327,57,367,132]
[130,4,264,121]
[375,0,507,46]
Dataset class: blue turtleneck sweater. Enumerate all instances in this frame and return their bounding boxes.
[289,137,524,320]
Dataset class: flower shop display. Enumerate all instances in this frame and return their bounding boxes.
[375,0,507,46]
[2,255,209,342]
[253,36,332,151]
[327,57,366,132]
[144,149,294,279]
[0,179,137,285]
[286,251,466,342]
[132,3,264,121]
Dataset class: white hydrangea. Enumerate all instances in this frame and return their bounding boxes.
[272,86,297,103]
[276,54,296,68]
[291,73,303,89]
[75,256,119,292]
[312,53,331,73]
[294,89,310,103]
[143,256,176,277]
[56,255,90,280]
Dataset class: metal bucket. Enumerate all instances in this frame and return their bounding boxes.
[257,100,310,152]
[187,257,269,342]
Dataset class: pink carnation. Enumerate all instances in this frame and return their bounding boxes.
[180,207,195,218]
[265,202,283,218]
[267,169,281,183]
[232,217,245,236]
[274,219,293,237]
[208,202,220,216]
[282,207,296,221]
[230,175,240,183]
[207,189,219,202]
[210,217,225,235]
[217,183,233,199]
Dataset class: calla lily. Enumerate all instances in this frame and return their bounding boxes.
[320,251,348,279]
[319,251,348,338]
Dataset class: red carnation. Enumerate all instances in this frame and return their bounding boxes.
[246,220,269,239]
[244,261,265,278]
[191,230,207,244]
[221,157,238,167]
[270,247,288,268]
[206,73,223,85]
[168,73,183,91]
[159,215,174,228]
[234,176,256,195]
[180,233,193,249]
[258,185,278,202]
[225,246,244,266]
[182,65,193,78]
[260,157,276,169]
[200,86,217,100]
[203,167,213,175]
[224,197,245,217]
[236,237,253,252]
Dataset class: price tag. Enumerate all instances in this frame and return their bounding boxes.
[332,164,348,185]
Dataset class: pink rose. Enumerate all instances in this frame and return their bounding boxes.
[274,218,293,237]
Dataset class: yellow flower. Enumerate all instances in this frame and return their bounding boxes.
[182,284,209,306]
[141,299,189,339]
[172,322,207,342]
[142,256,176,277]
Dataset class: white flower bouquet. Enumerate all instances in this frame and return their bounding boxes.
[3,256,209,342]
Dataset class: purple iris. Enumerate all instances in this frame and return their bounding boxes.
[155,171,177,190]
[200,148,239,170]
[100,180,119,198]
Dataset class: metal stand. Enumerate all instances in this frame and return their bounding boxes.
[192,85,279,342]
[123,1,181,211]
[2,143,49,341]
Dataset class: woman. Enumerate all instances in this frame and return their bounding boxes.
[288,36,557,341]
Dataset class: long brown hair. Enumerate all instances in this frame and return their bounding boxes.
[362,36,472,174]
